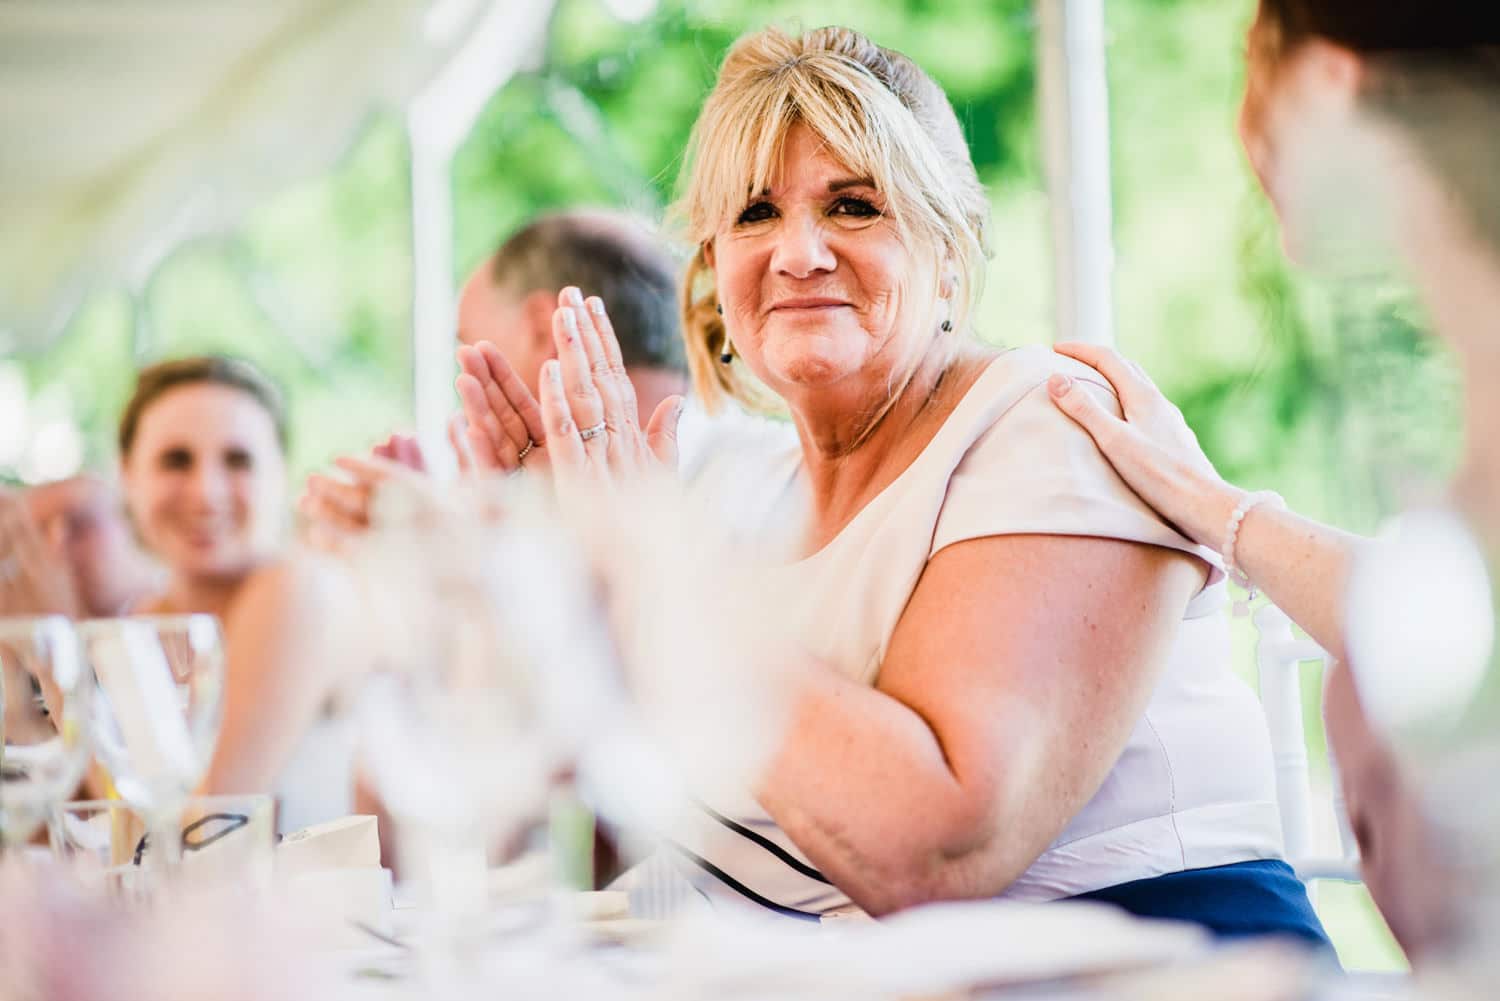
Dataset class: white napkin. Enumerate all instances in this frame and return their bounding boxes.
[275,815,391,950]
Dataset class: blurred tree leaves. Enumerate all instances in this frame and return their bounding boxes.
[10,0,1459,534]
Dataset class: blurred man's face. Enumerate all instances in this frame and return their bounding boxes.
[456,263,552,398]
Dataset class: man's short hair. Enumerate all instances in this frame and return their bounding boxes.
[488,211,682,371]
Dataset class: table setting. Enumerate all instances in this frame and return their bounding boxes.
[0,478,1431,1001]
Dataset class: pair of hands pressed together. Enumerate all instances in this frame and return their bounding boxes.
[300,288,684,551]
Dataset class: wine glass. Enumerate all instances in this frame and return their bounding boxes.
[0,615,94,850]
[80,615,225,871]
[348,477,621,988]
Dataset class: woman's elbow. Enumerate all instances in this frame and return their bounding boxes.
[845,804,1016,916]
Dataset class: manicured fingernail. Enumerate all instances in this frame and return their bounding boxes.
[562,307,578,333]
[567,287,585,307]
[1047,374,1073,398]
[586,296,606,316]
[546,359,562,382]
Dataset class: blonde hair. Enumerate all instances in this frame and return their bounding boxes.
[672,25,991,414]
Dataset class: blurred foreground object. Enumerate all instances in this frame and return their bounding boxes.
[20,476,159,616]
[0,616,94,850]
[0,857,334,1001]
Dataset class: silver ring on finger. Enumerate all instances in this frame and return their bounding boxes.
[517,439,535,461]
[579,422,607,442]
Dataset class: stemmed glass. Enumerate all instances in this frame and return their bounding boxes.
[80,615,225,872]
[349,477,621,989]
[0,615,94,851]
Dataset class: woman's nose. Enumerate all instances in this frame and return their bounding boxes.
[771,211,837,279]
[185,465,231,509]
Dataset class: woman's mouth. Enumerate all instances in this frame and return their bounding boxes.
[769,297,851,314]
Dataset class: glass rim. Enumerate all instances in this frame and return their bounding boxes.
[0,614,75,639]
[55,793,275,813]
[76,613,222,633]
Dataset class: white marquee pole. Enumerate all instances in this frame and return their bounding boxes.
[1037,0,1116,346]
[408,0,555,476]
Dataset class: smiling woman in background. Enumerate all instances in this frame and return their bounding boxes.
[121,357,288,622]
[118,357,357,831]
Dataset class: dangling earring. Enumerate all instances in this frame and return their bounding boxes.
[716,302,732,362]
[939,273,956,333]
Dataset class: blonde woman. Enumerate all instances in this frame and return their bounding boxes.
[462,26,1327,946]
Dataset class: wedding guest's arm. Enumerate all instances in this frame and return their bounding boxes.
[198,553,362,797]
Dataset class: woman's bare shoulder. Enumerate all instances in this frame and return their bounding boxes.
[227,551,357,630]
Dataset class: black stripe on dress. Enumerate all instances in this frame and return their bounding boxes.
[667,842,823,922]
[696,802,834,885]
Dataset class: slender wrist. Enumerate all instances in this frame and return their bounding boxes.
[1179,472,1249,553]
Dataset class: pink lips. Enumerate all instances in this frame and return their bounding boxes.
[769,297,850,312]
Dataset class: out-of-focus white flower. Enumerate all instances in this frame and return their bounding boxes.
[1347,507,1495,736]
[0,859,337,1001]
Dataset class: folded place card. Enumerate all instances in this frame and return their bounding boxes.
[275,814,381,877]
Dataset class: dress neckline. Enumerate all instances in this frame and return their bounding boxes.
[787,349,1015,566]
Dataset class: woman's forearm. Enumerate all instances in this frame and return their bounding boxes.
[1185,475,1364,662]
[754,666,1026,915]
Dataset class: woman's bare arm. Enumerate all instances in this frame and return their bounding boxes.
[1047,342,1364,661]
[199,554,361,797]
[757,533,1203,915]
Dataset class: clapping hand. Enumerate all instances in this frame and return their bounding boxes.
[456,341,549,475]
[455,287,683,487]
[0,486,79,617]
[300,416,481,554]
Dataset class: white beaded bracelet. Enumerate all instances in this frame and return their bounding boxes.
[1221,490,1285,616]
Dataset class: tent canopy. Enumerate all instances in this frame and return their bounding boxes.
[0,0,516,354]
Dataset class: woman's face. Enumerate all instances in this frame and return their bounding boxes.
[708,122,940,409]
[1238,15,1369,262]
[122,383,285,581]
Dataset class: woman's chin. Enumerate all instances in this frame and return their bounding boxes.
[164,539,250,580]
[763,342,867,391]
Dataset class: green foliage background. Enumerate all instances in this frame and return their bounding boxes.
[12,0,1461,967]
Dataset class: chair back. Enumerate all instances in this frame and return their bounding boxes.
[1252,603,1360,882]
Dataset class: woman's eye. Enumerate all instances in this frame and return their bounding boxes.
[736,201,777,225]
[225,449,253,471]
[831,196,881,219]
[159,449,192,471]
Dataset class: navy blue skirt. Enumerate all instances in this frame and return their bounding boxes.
[1070,859,1335,954]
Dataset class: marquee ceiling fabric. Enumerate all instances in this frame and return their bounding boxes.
[0,0,517,354]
